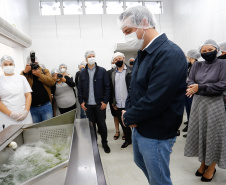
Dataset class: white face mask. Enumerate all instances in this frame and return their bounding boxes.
[88,57,96,66]
[111,64,116,69]
[125,29,145,50]
[60,68,66,73]
[3,66,15,74]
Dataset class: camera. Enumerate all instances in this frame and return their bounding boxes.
[57,73,63,78]
[30,51,39,70]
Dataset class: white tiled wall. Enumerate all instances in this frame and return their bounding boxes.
[0,0,30,75]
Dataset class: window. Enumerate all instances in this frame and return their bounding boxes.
[40,1,61,16]
[39,1,163,15]
[145,1,162,14]
[63,1,83,15]
[106,1,124,14]
[126,1,142,9]
[85,1,103,14]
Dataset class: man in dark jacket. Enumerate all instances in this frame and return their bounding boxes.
[119,6,187,185]
[78,50,111,153]
[110,52,132,149]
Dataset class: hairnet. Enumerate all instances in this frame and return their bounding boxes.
[1,55,14,65]
[187,49,201,60]
[112,52,125,60]
[85,50,95,59]
[26,56,38,64]
[51,68,59,76]
[80,61,87,66]
[219,42,226,52]
[39,64,46,69]
[199,39,221,56]
[118,6,156,29]
[59,64,67,69]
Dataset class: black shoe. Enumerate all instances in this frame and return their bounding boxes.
[183,134,187,138]
[184,121,188,125]
[195,165,208,177]
[201,169,216,182]
[121,141,132,149]
[182,125,188,132]
[102,143,110,153]
[195,170,204,177]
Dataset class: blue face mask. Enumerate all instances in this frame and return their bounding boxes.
[81,68,84,71]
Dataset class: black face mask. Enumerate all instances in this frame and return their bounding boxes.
[115,60,123,67]
[130,61,134,66]
[218,54,226,59]
[201,50,217,62]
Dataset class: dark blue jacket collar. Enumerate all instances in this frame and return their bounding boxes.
[143,33,168,55]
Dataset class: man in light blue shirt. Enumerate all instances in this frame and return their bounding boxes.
[110,52,132,149]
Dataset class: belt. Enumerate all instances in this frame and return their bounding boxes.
[32,101,49,107]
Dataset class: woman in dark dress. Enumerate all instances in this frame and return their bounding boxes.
[184,39,226,182]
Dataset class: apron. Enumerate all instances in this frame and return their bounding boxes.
[0,75,32,132]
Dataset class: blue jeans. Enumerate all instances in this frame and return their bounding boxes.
[30,102,53,123]
[133,128,176,185]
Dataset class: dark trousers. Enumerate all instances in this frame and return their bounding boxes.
[59,104,76,114]
[116,108,132,143]
[86,104,108,144]
[184,95,193,122]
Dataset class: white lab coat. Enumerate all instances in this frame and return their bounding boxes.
[0,75,33,132]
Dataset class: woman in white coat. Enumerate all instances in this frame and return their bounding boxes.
[0,55,33,132]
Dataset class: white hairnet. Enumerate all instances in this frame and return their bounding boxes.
[85,50,95,59]
[26,56,38,64]
[112,52,125,60]
[199,39,222,56]
[219,42,226,52]
[39,64,46,69]
[1,55,14,65]
[51,68,59,76]
[118,6,156,29]
[80,61,87,66]
[187,49,201,60]
[59,64,67,69]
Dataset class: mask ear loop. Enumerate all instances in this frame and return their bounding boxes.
[136,28,145,40]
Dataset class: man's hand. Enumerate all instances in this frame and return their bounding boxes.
[81,102,87,111]
[53,73,58,82]
[121,110,137,128]
[61,77,66,83]
[24,65,31,73]
[32,69,41,77]
[186,84,198,98]
[101,102,107,110]
[112,103,117,110]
